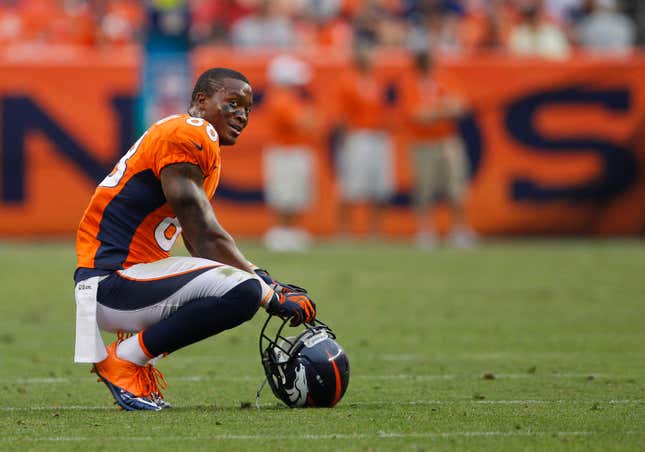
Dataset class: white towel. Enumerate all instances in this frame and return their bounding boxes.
[74,276,107,363]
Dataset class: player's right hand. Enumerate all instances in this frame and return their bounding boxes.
[266,292,316,326]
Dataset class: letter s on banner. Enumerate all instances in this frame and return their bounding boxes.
[155,217,182,251]
[505,85,638,203]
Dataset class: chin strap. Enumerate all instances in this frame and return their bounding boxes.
[255,377,268,409]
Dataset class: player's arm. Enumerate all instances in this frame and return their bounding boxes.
[160,162,255,274]
[181,232,198,257]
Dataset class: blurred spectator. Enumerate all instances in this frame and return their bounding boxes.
[262,54,317,252]
[143,0,191,51]
[0,0,144,47]
[189,0,254,45]
[459,0,516,52]
[401,48,476,249]
[23,0,96,46]
[99,0,143,46]
[297,0,353,50]
[544,0,584,22]
[354,0,407,47]
[0,2,23,45]
[230,0,295,48]
[140,1,192,129]
[0,0,643,53]
[335,43,395,238]
[575,0,635,54]
[426,9,465,55]
[508,0,571,58]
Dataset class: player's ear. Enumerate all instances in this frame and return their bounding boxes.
[190,93,207,118]
[193,92,207,107]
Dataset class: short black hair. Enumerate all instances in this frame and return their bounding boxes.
[191,68,250,103]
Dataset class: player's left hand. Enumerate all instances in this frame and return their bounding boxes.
[266,292,316,326]
[254,268,308,294]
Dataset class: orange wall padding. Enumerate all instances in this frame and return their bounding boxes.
[1,47,644,237]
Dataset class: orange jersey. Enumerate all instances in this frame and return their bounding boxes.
[337,70,388,130]
[265,88,313,146]
[401,72,456,140]
[76,114,221,274]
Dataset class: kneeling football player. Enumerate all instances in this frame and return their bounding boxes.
[74,68,316,410]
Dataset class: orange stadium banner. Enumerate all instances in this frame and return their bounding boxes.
[1,47,644,237]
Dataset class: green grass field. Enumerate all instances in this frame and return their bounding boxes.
[0,239,644,450]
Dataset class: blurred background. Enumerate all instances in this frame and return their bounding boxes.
[1,0,645,249]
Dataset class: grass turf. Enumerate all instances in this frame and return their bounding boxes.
[0,239,643,450]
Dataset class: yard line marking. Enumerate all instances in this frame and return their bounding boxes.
[4,431,642,442]
[2,372,635,385]
[0,406,111,411]
[349,373,622,380]
[1,432,643,442]
[347,399,645,406]
[1,400,643,412]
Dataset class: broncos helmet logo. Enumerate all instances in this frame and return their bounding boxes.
[285,363,308,407]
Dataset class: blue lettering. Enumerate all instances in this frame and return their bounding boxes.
[1,96,134,203]
[505,86,638,202]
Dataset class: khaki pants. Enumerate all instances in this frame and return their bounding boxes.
[411,137,468,207]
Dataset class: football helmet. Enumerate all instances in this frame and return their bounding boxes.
[258,315,350,408]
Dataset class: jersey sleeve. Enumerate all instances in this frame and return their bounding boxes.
[152,120,218,177]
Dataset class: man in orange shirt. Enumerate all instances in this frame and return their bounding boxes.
[262,55,317,251]
[74,68,316,411]
[402,49,476,248]
[336,43,394,237]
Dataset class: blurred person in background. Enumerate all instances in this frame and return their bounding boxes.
[544,0,585,23]
[353,0,408,47]
[401,46,476,249]
[459,0,516,52]
[230,0,295,48]
[335,42,395,239]
[295,0,353,50]
[21,0,97,46]
[508,0,571,58]
[422,1,466,55]
[0,0,144,47]
[262,54,317,252]
[188,0,249,45]
[99,0,143,46]
[139,0,192,131]
[575,0,635,54]
[0,1,23,45]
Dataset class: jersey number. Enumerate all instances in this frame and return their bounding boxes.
[99,132,147,188]
[155,217,182,251]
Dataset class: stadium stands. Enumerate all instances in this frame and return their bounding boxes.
[0,0,642,53]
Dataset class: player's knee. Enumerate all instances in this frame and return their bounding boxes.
[222,278,262,323]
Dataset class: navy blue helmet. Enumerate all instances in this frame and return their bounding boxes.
[259,316,350,408]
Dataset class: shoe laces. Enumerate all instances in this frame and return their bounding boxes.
[143,364,168,399]
[113,331,167,400]
[116,331,134,342]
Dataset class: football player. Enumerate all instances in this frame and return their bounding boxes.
[74,68,316,411]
